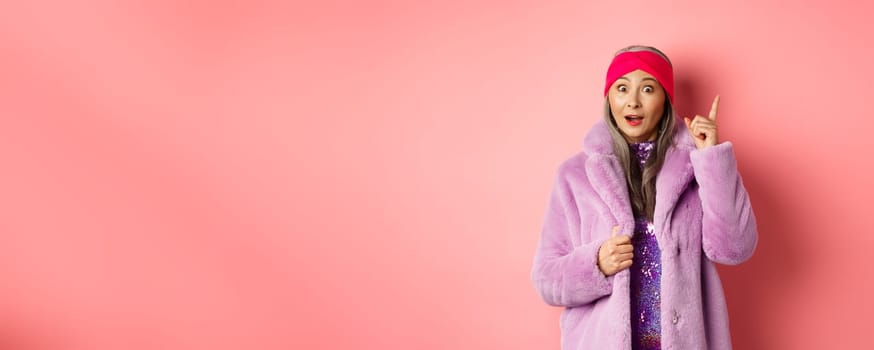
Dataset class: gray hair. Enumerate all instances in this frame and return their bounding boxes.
[603,45,677,221]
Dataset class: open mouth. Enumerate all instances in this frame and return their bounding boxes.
[625,115,643,126]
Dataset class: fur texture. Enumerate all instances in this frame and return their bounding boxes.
[530,118,758,349]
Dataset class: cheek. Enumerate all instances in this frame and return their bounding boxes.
[644,95,665,115]
[608,95,623,115]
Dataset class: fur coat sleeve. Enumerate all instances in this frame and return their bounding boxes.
[690,142,758,265]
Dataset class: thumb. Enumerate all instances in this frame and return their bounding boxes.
[612,225,619,238]
[684,117,692,131]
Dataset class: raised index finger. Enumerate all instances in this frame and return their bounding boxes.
[709,95,720,121]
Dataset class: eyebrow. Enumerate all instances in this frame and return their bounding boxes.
[617,77,658,83]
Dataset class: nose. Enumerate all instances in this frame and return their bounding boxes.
[626,90,641,109]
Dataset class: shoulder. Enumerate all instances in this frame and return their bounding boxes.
[544,152,583,197]
[547,151,590,199]
[551,119,612,187]
[556,151,587,177]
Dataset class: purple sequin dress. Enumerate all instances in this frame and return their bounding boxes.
[629,141,662,350]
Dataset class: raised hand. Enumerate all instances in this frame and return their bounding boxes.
[597,226,634,276]
[684,95,720,149]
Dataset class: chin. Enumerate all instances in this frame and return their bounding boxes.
[621,130,642,139]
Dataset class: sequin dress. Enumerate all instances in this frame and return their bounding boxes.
[628,141,662,350]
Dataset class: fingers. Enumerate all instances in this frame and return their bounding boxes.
[604,240,633,254]
[685,94,720,144]
[599,228,635,275]
[611,225,630,244]
[616,259,633,271]
[689,115,716,129]
[709,95,720,121]
[608,251,633,271]
[615,242,633,253]
[687,115,716,140]
[612,234,631,244]
[606,229,633,261]
[617,252,634,262]
[609,244,633,257]
[604,245,633,258]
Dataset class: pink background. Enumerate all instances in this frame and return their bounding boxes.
[1,0,872,349]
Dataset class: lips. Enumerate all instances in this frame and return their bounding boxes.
[624,114,643,126]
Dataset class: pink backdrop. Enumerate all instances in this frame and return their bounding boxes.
[1,0,872,349]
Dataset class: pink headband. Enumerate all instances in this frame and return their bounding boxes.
[604,50,674,103]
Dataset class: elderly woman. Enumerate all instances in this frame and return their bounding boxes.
[530,45,758,349]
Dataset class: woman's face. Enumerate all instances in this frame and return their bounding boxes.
[607,69,666,143]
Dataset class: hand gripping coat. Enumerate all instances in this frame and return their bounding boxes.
[530,118,758,349]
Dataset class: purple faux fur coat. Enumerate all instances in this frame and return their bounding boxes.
[530,118,758,349]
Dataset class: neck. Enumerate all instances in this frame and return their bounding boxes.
[624,134,657,144]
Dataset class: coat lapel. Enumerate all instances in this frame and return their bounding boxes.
[581,118,697,237]
[582,120,634,233]
[585,153,634,232]
[653,138,695,231]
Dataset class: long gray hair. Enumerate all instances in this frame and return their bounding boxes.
[603,45,677,221]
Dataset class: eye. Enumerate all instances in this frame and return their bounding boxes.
[617,85,627,92]
[643,86,654,93]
